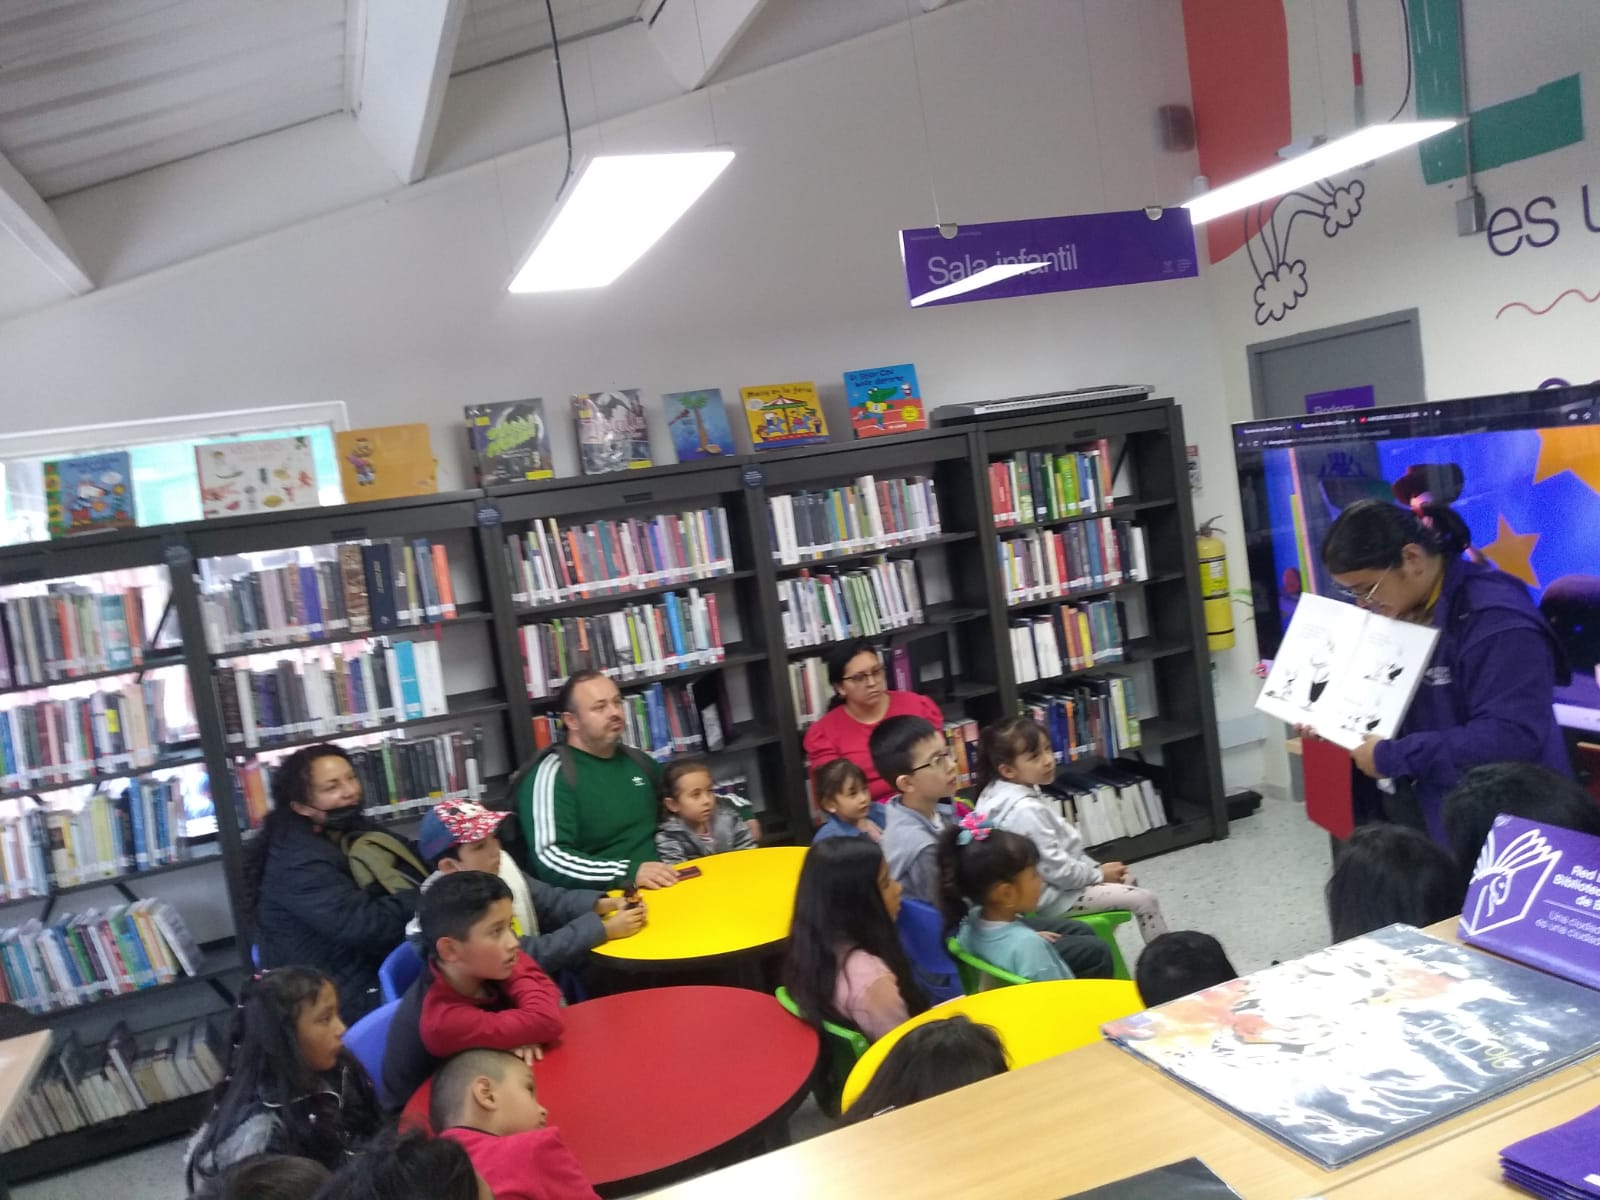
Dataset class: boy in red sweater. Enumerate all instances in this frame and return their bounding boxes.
[433,1048,598,1200]
[384,871,564,1108]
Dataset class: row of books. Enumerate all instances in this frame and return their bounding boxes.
[1024,675,1142,765]
[198,539,459,654]
[1044,764,1169,847]
[942,718,980,790]
[232,726,488,829]
[789,644,915,727]
[0,1020,223,1152]
[778,559,924,650]
[531,678,737,762]
[0,678,192,793]
[989,443,1115,527]
[216,639,449,751]
[467,371,925,485]
[504,508,736,607]
[1011,599,1127,683]
[767,475,942,566]
[0,778,191,897]
[0,899,205,1014]
[0,583,162,688]
[999,518,1150,604]
[520,589,725,700]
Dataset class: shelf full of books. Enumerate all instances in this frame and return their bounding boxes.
[232,724,492,830]
[505,507,737,608]
[0,1018,224,1159]
[973,400,1225,864]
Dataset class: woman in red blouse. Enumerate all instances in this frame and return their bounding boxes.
[802,641,944,804]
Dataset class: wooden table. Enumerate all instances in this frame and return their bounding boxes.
[641,918,1600,1200]
[0,1031,50,1136]
[592,847,807,969]
[840,979,1144,1111]
[0,1030,52,1199]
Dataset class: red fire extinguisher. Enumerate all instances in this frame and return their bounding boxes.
[1196,517,1235,652]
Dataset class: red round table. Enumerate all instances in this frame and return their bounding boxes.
[402,986,818,1195]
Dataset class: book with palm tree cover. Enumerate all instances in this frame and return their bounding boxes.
[664,389,736,460]
[740,381,830,450]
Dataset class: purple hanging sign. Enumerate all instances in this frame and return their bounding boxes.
[1305,385,1376,413]
[899,208,1198,309]
[1459,814,1600,991]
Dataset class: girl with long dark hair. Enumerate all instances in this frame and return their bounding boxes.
[246,744,426,1021]
[781,838,929,1041]
[185,968,383,1189]
[1320,499,1573,843]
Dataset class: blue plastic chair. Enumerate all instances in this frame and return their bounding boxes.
[343,998,401,1096]
[895,897,963,1003]
[379,941,424,1003]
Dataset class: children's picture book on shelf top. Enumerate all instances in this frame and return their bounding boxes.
[843,364,925,439]
[741,382,830,450]
[335,424,438,502]
[573,390,652,475]
[1254,592,1438,751]
[1101,923,1600,1168]
[663,389,736,460]
[44,452,136,538]
[195,436,320,519]
[465,399,555,485]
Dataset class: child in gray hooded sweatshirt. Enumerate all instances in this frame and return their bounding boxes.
[973,717,1168,942]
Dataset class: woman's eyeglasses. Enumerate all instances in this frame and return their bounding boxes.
[1337,568,1390,609]
[842,666,886,686]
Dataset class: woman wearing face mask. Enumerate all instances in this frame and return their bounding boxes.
[247,744,427,1021]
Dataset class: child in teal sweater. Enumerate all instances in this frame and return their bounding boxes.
[938,813,1074,983]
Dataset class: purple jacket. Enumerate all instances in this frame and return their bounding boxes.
[1373,557,1573,843]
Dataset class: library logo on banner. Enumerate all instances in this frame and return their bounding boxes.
[899,208,1197,308]
[1462,821,1563,936]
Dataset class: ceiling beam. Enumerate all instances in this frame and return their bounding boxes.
[0,150,93,295]
[352,0,467,184]
[646,0,770,91]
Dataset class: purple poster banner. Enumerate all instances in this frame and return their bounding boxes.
[1460,814,1600,991]
[1305,385,1376,413]
[899,208,1198,309]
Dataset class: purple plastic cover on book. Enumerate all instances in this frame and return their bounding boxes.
[1499,1103,1600,1198]
[1460,815,1600,991]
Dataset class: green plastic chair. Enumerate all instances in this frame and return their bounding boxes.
[946,937,1032,993]
[775,985,868,1117]
[1069,910,1134,981]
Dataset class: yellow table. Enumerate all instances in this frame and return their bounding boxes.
[840,978,1144,1110]
[592,846,808,968]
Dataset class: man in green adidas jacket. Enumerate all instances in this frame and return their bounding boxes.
[517,670,681,891]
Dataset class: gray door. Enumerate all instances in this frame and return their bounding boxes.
[1247,309,1426,419]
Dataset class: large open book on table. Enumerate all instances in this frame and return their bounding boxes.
[1254,592,1438,750]
[1102,925,1600,1168]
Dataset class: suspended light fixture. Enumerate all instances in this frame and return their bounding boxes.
[1184,120,1460,226]
[508,151,735,293]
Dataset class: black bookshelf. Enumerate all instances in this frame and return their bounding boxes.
[974,396,1228,861]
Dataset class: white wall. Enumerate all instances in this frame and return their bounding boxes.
[1199,0,1600,793]
[0,0,1278,789]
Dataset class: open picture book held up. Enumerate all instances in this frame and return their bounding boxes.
[1254,591,1438,750]
[1102,924,1600,1169]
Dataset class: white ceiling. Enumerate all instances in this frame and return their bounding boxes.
[453,0,642,75]
[0,0,973,321]
[0,0,349,199]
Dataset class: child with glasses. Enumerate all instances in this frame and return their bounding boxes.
[869,715,960,906]
[803,640,945,804]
